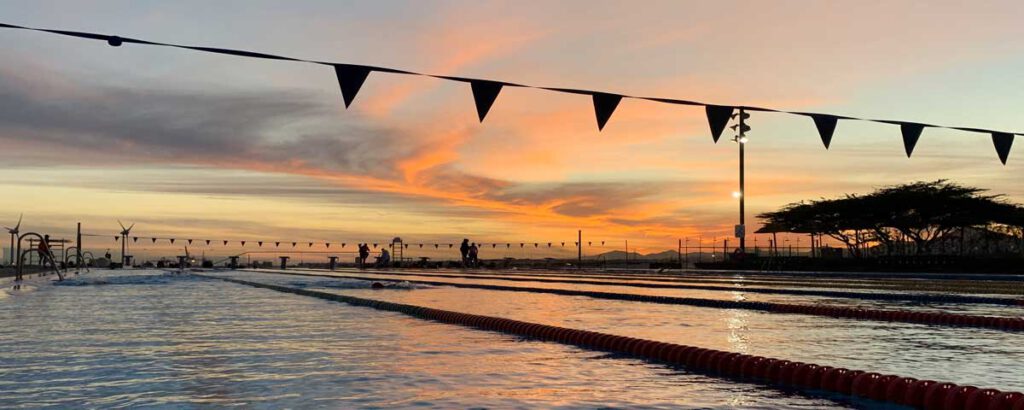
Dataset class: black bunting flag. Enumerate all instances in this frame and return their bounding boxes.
[334,64,371,108]
[133,237,138,242]
[592,92,622,131]
[151,238,157,243]
[258,241,263,247]
[205,240,211,245]
[241,241,246,246]
[992,133,1014,165]
[811,115,838,149]
[706,105,734,143]
[900,123,925,157]
[114,236,119,242]
[188,239,193,244]
[0,22,1020,165]
[291,242,297,247]
[275,242,280,247]
[223,240,228,246]
[170,238,175,244]
[471,80,503,122]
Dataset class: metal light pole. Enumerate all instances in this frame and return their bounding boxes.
[732,108,749,254]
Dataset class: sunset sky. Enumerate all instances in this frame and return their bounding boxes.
[1,0,1022,257]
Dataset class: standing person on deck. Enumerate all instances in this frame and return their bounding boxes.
[459,239,470,267]
[38,235,54,269]
[358,243,370,268]
[468,242,479,268]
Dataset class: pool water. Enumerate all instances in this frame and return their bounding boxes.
[2,268,1019,408]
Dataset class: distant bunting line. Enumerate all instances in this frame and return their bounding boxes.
[0,21,1016,163]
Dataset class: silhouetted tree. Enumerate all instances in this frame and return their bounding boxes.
[757,180,1024,256]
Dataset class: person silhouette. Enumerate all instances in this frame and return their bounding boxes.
[358,243,370,268]
[468,242,479,268]
[38,235,54,269]
[459,239,470,267]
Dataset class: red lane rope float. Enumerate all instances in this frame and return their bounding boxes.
[249,269,1024,332]
[202,274,1024,410]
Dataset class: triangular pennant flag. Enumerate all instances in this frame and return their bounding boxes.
[374,243,379,248]
[223,240,228,246]
[506,244,510,248]
[491,244,496,248]
[205,240,211,245]
[188,239,193,245]
[133,237,138,243]
[258,241,263,247]
[170,239,175,244]
[326,243,331,248]
[561,242,565,247]
[342,243,346,248]
[275,242,280,247]
[308,242,313,247]
[992,133,1014,165]
[448,244,452,248]
[900,123,925,157]
[470,80,503,122]
[520,243,524,248]
[241,241,246,246]
[151,238,157,243]
[418,244,423,248]
[434,244,439,249]
[592,92,622,131]
[334,64,371,108]
[291,242,297,248]
[114,236,119,242]
[810,115,838,149]
[706,105,734,143]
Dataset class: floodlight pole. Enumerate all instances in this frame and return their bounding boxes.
[738,108,747,254]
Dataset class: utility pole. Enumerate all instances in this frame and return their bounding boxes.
[577,230,582,268]
[76,222,82,269]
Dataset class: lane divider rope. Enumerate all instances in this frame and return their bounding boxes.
[314,268,1024,306]
[247,269,1024,332]
[200,273,1024,410]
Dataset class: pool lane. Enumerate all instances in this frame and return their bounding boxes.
[249,268,1024,318]
[215,270,1024,392]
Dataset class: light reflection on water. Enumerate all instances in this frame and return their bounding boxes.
[217,270,1024,392]
[0,270,852,409]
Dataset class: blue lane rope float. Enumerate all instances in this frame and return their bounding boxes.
[246,269,1024,332]
[199,274,1024,410]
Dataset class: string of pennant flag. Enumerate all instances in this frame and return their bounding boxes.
[80,232,613,249]
[0,21,1016,163]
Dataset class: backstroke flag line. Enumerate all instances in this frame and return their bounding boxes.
[0,21,1018,164]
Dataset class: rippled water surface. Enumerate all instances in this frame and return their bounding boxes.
[1,270,863,409]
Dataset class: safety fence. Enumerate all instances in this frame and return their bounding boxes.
[200,274,1024,410]
[247,269,1024,332]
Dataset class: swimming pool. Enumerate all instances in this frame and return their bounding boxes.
[1,269,1019,408]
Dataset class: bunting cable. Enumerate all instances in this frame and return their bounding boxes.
[0,21,1016,163]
